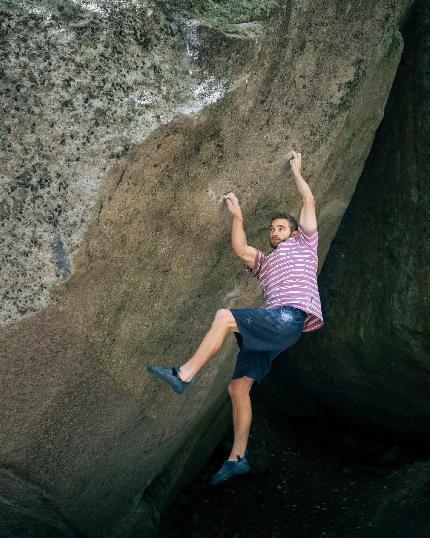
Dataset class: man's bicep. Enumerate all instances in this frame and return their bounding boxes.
[237,245,258,269]
[299,197,317,235]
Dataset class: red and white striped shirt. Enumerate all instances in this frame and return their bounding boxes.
[247,225,324,332]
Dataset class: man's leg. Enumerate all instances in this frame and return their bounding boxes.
[147,308,239,394]
[210,376,254,485]
[178,309,239,382]
[227,377,254,460]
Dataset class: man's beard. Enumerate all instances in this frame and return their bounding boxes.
[270,238,282,249]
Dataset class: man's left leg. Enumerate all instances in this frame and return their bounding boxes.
[210,376,254,486]
[227,377,254,460]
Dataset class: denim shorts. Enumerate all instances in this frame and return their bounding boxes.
[229,305,306,383]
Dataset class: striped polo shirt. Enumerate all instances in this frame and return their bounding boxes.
[247,225,324,332]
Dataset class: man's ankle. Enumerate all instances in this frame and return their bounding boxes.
[228,451,246,461]
[177,367,193,383]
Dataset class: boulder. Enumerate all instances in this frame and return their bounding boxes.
[276,0,430,442]
[0,0,413,535]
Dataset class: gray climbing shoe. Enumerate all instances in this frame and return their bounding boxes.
[147,365,196,394]
[210,450,250,486]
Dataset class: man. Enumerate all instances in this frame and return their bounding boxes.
[147,150,324,485]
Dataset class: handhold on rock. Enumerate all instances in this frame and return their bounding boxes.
[285,150,295,162]
[208,188,225,203]
[279,150,295,177]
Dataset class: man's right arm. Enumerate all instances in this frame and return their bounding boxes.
[231,215,258,269]
[223,192,257,269]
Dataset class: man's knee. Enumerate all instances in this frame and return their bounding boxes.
[228,377,254,398]
[213,308,238,333]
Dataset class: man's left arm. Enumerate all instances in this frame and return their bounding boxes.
[289,150,317,234]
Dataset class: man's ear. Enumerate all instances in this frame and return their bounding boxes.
[291,230,299,237]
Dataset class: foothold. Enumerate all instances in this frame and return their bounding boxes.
[225,289,240,300]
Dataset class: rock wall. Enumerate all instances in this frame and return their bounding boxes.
[0,0,263,326]
[0,0,413,535]
[274,0,429,442]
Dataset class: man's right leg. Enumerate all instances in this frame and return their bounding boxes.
[178,308,238,382]
[147,308,239,394]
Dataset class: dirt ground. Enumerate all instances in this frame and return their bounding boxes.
[157,390,427,538]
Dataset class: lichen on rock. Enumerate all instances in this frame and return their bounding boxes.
[0,0,262,326]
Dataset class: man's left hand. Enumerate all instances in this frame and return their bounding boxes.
[290,150,302,177]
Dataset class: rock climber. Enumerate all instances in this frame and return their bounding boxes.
[147,150,324,486]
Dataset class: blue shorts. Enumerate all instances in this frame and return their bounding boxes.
[229,305,306,383]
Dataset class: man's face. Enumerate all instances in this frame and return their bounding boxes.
[269,219,294,249]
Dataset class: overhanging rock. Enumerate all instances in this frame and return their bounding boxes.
[0,0,414,535]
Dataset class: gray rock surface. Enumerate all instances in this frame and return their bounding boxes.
[276,0,430,442]
[0,0,258,326]
[0,0,413,535]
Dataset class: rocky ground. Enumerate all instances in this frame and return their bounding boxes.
[157,389,429,538]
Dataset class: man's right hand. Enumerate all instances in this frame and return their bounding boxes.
[223,192,242,218]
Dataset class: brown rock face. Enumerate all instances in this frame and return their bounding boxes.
[0,0,413,536]
[275,0,430,443]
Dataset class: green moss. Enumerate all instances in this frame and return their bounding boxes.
[156,0,279,27]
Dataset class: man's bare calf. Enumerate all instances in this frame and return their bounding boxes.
[227,376,254,460]
[178,308,239,382]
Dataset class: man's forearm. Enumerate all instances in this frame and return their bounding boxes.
[293,174,314,200]
[231,214,248,255]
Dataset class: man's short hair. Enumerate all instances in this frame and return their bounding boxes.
[270,213,299,233]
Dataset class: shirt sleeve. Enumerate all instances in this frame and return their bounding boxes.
[246,249,266,278]
[298,224,318,251]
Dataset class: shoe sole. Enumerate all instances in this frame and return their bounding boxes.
[210,464,251,486]
[147,365,187,394]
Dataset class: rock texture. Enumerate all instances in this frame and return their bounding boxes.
[0,0,261,325]
[0,0,413,536]
[275,0,430,442]
[340,461,430,538]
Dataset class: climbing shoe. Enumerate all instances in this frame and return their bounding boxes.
[147,365,196,394]
[210,450,250,486]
